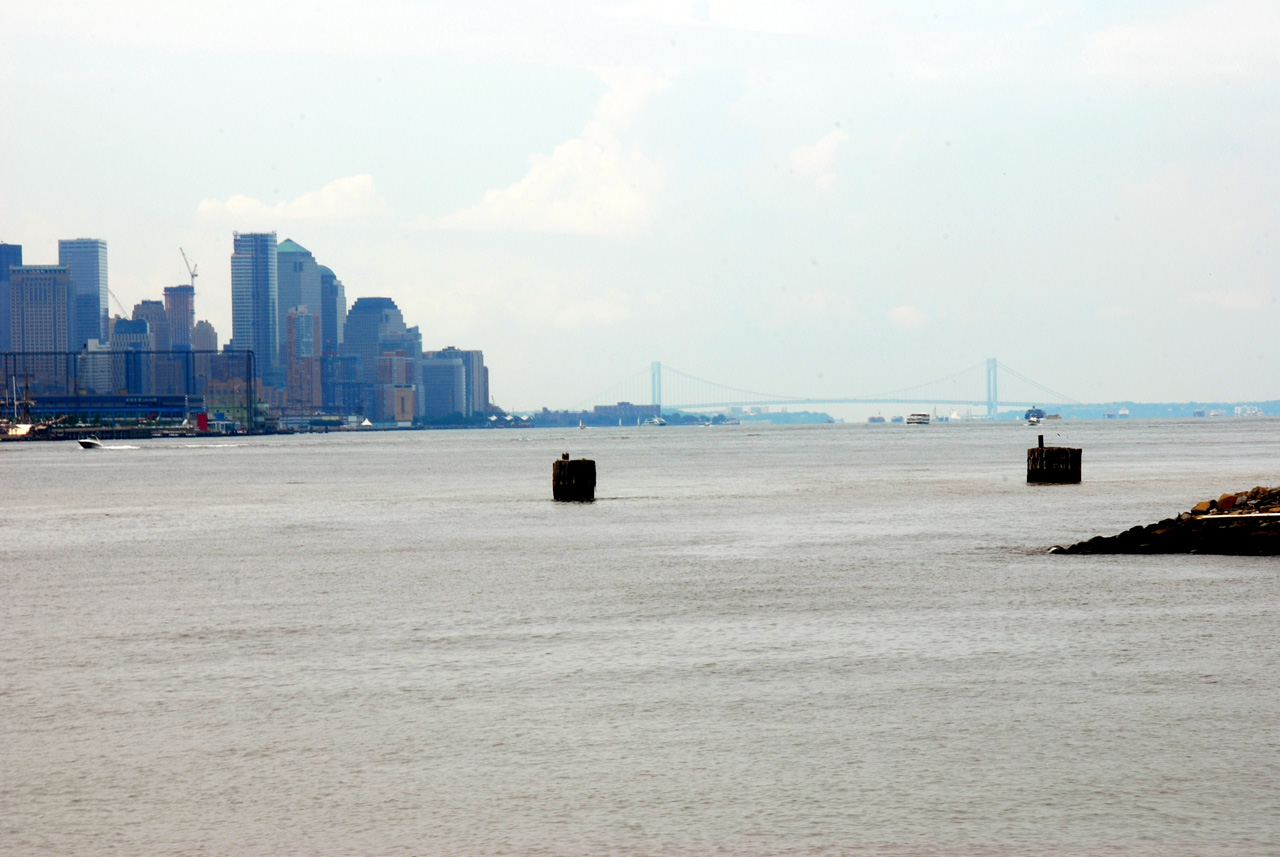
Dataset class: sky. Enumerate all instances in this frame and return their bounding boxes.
[2,0,1278,412]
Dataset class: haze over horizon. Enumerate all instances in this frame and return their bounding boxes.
[2,1,1277,412]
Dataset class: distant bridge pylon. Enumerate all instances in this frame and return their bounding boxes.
[571,359,1079,418]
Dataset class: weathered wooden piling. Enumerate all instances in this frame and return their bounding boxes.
[552,453,596,501]
[1027,434,1081,483]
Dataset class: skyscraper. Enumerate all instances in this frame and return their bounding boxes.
[285,309,322,414]
[132,300,170,350]
[8,265,74,390]
[276,238,321,370]
[318,265,346,355]
[0,243,22,353]
[229,232,279,384]
[191,319,218,388]
[163,285,195,348]
[58,238,108,346]
[192,320,217,353]
[424,347,489,416]
[342,297,408,386]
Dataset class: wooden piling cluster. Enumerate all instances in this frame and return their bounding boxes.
[552,453,596,501]
[1027,434,1081,484]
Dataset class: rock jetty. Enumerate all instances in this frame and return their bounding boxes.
[1052,486,1280,556]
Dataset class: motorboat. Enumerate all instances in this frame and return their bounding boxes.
[78,436,103,449]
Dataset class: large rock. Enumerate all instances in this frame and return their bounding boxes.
[1053,486,1280,556]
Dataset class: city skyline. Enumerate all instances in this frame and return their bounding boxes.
[2,1,1278,412]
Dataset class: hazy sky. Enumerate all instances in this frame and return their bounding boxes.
[2,1,1277,411]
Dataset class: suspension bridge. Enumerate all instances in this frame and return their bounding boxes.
[572,358,1080,418]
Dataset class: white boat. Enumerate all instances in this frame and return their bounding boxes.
[78,436,103,449]
[641,416,667,426]
[906,413,930,425]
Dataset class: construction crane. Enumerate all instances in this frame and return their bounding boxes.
[180,248,198,288]
[107,287,128,316]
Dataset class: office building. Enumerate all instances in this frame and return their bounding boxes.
[342,297,407,385]
[164,285,195,348]
[276,239,321,369]
[9,265,74,352]
[7,265,74,393]
[191,319,218,387]
[0,243,21,352]
[420,356,466,419]
[424,347,489,417]
[229,232,280,385]
[192,320,218,353]
[79,339,112,394]
[285,308,322,414]
[58,238,108,346]
[133,299,176,394]
[132,300,170,350]
[318,265,346,355]
[110,317,152,394]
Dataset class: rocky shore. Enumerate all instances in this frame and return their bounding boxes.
[1052,486,1280,556]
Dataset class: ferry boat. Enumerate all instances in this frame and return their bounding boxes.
[906,413,930,425]
[641,416,667,427]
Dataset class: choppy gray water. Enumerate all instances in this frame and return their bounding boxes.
[2,419,1278,856]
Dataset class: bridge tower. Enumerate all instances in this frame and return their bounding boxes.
[986,358,998,419]
[651,362,662,412]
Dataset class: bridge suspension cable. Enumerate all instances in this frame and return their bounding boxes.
[660,364,803,406]
[996,361,1083,406]
[569,366,651,411]
[568,358,1079,412]
[857,360,988,402]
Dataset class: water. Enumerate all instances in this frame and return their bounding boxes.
[2,420,1278,856]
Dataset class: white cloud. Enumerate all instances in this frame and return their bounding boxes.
[888,305,929,329]
[1084,0,1280,83]
[790,129,849,189]
[427,68,671,237]
[196,174,391,222]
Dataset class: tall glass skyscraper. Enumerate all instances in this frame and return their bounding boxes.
[163,285,195,348]
[0,243,22,352]
[318,265,346,355]
[229,232,279,384]
[276,238,322,369]
[57,238,108,347]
